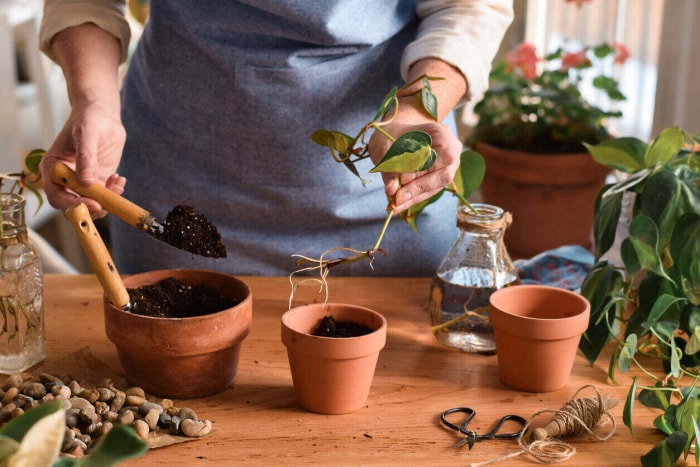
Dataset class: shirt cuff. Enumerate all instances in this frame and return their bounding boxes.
[41,0,131,63]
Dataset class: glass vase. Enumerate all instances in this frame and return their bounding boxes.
[0,194,45,373]
[428,203,519,354]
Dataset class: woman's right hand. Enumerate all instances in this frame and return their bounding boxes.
[40,98,127,218]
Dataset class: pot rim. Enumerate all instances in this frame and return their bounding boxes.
[107,268,252,322]
[489,285,590,339]
[281,302,387,359]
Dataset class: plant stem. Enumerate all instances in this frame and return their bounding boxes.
[430,307,489,333]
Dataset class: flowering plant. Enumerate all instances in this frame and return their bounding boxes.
[469,41,629,153]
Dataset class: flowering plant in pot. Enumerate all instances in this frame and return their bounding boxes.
[466,33,630,257]
[579,127,700,467]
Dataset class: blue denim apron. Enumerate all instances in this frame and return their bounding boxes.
[111,0,458,276]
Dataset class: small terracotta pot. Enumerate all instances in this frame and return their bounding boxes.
[281,303,387,415]
[489,285,590,392]
[104,269,252,398]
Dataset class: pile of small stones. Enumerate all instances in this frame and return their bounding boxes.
[0,372,213,458]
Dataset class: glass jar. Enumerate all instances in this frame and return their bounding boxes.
[0,194,45,373]
[428,203,519,354]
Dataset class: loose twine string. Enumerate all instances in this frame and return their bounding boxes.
[470,385,618,467]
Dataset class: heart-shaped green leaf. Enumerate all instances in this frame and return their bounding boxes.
[584,137,647,173]
[644,127,686,168]
[453,150,485,201]
[640,431,687,467]
[670,213,700,287]
[370,131,436,173]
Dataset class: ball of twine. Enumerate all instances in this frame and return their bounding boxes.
[471,385,617,467]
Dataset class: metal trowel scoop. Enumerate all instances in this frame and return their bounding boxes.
[51,162,226,258]
[65,202,131,310]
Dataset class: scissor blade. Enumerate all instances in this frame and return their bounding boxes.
[454,436,476,450]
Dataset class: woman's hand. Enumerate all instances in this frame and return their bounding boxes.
[41,99,127,218]
[40,23,125,218]
[368,109,462,214]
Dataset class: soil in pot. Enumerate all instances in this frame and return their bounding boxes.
[152,204,227,258]
[127,277,240,318]
[313,316,373,337]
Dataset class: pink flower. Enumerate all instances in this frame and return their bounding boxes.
[613,42,630,64]
[506,43,539,80]
[560,49,591,71]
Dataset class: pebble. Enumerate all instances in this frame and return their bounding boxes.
[0,372,214,456]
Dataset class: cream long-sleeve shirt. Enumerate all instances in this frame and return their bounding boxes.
[40,0,513,102]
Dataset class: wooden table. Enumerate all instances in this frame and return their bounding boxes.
[39,275,672,466]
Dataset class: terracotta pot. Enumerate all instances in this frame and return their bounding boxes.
[489,285,590,392]
[104,269,252,398]
[281,303,387,415]
[474,142,611,258]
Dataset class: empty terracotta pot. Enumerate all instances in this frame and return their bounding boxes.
[489,285,590,392]
[281,303,387,415]
[104,269,252,398]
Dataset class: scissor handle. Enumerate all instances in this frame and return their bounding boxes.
[479,414,527,440]
[440,407,475,433]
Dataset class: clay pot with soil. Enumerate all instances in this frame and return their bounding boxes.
[488,284,590,393]
[281,303,387,415]
[65,203,251,399]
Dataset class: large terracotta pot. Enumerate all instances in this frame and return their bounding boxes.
[474,142,611,258]
[281,303,387,415]
[104,269,252,398]
[489,285,590,392]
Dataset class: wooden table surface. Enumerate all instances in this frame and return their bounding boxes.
[37,274,675,466]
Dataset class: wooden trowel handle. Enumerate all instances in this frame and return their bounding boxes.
[65,202,131,309]
[51,162,155,231]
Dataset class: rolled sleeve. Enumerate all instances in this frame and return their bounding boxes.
[401,0,514,102]
[40,0,131,63]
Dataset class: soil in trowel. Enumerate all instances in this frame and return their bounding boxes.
[128,277,239,318]
[152,204,227,258]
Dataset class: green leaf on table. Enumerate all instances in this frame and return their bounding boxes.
[670,213,700,287]
[644,127,686,168]
[579,262,623,364]
[693,416,700,465]
[453,150,485,201]
[370,131,436,173]
[619,333,637,372]
[654,406,679,435]
[584,137,647,173]
[623,377,637,434]
[640,431,687,467]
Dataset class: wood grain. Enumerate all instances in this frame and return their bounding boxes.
[38,275,678,466]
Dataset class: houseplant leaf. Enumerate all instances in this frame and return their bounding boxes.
[453,150,485,200]
[584,137,646,173]
[644,127,685,168]
[372,86,398,121]
[624,376,637,434]
[593,188,623,259]
[670,213,700,286]
[580,261,623,363]
[626,215,674,284]
[0,401,62,443]
[370,131,436,173]
[53,425,148,467]
[640,431,687,467]
[3,405,64,467]
[675,397,700,456]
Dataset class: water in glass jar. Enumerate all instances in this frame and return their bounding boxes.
[429,267,518,354]
[0,256,45,374]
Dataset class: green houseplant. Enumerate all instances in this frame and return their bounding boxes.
[291,75,485,300]
[580,127,700,467]
[466,37,629,258]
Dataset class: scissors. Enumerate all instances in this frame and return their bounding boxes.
[440,407,526,450]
